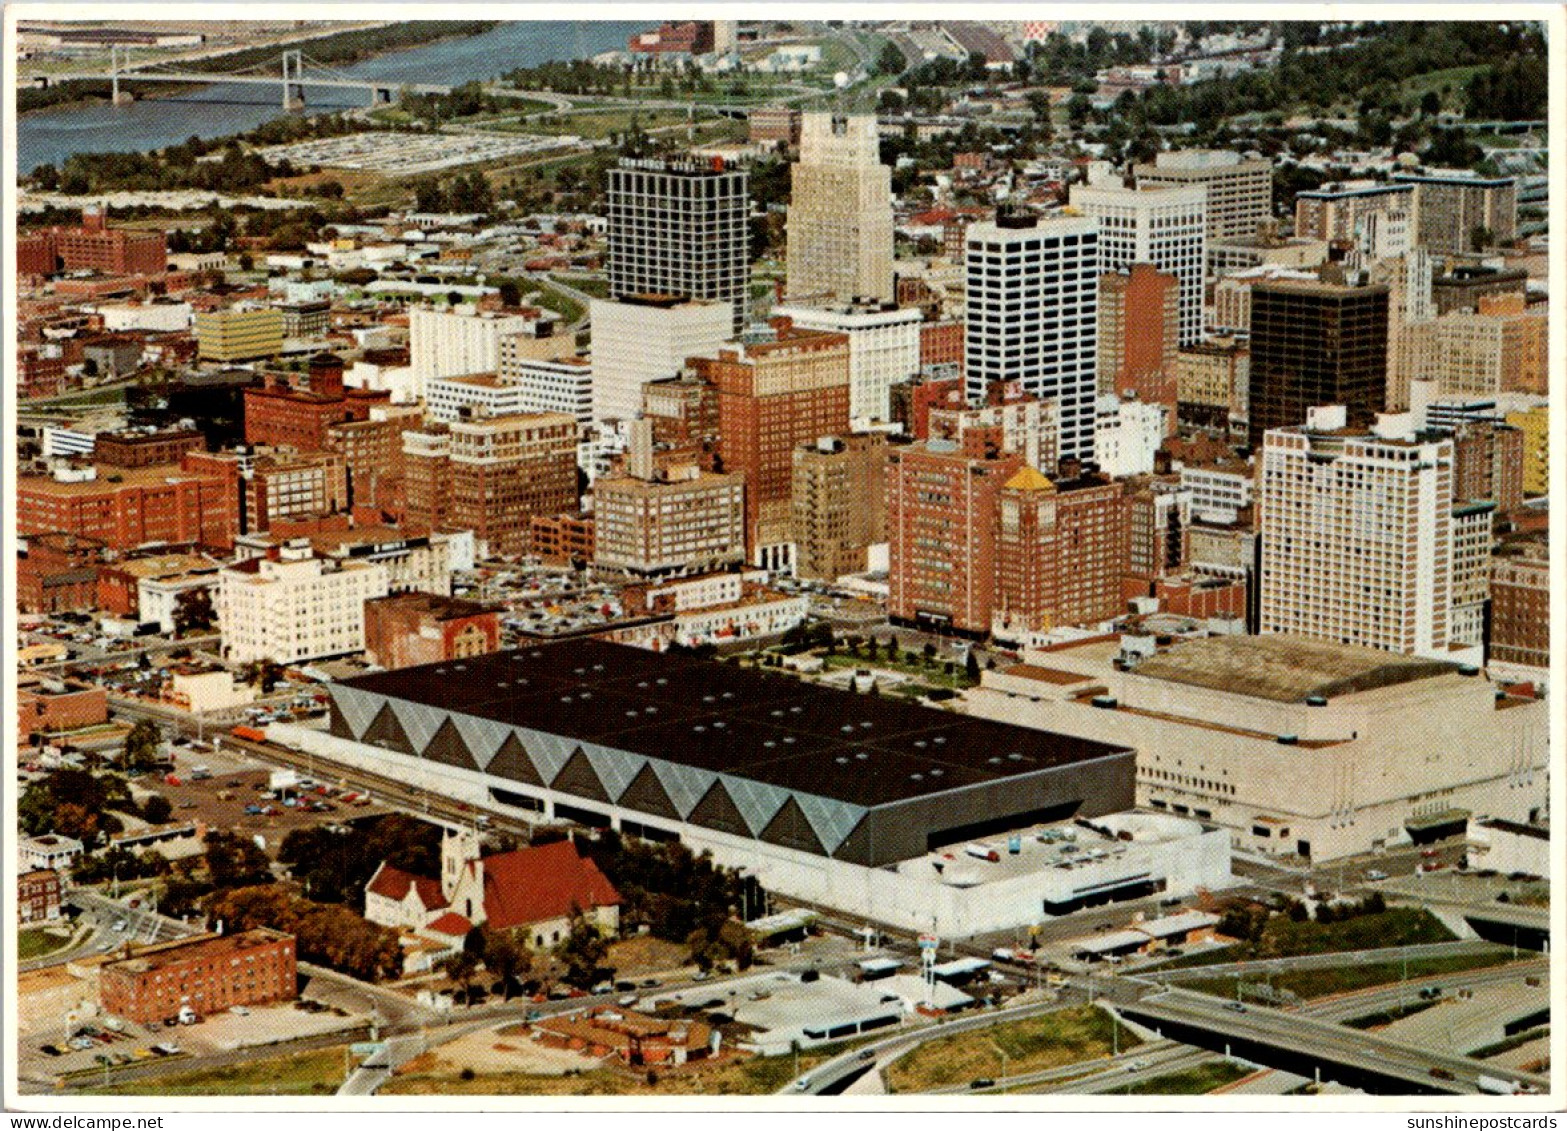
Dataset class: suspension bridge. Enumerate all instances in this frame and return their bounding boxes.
[33,48,452,109]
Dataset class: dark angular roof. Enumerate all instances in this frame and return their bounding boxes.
[337,639,1130,809]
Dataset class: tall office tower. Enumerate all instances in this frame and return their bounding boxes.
[689,327,851,570]
[1098,263,1179,408]
[771,301,920,425]
[791,433,889,582]
[963,213,1100,462]
[1292,181,1414,244]
[887,433,1023,635]
[992,466,1131,639]
[1133,149,1272,240]
[785,113,895,305]
[1258,406,1455,657]
[1071,182,1207,346]
[1391,171,1518,255]
[589,295,732,425]
[606,156,750,335]
[1245,273,1389,450]
[445,410,580,559]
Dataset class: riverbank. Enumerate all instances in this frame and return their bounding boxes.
[17,20,504,121]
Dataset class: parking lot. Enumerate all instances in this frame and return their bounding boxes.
[131,761,390,861]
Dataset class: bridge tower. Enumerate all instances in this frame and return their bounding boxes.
[281,49,306,111]
[109,45,133,105]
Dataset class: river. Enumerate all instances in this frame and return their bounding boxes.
[17,20,648,174]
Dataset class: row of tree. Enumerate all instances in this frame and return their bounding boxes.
[204,883,404,983]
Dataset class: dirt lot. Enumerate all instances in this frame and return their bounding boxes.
[397,1024,600,1079]
[606,936,690,979]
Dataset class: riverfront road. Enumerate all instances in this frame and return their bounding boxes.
[1121,987,1549,1095]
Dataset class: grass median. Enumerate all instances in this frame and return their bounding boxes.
[884,1006,1137,1093]
[81,1044,354,1096]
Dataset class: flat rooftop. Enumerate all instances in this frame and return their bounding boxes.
[1132,634,1457,703]
[336,638,1129,809]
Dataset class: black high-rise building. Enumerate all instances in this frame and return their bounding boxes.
[1246,277,1389,450]
[606,157,750,336]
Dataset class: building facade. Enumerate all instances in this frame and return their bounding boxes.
[692,328,852,569]
[589,296,732,425]
[1134,149,1272,241]
[963,214,1100,461]
[1392,172,1517,254]
[791,433,888,582]
[1258,409,1455,658]
[364,593,502,671]
[217,541,389,664]
[1072,182,1207,345]
[444,411,580,560]
[99,930,297,1025]
[1245,275,1389,449]
[770,302,920,426]
[785,113,896,305]
[606,157,750,335]
[592,466,747,577]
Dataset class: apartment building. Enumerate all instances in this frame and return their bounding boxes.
[1097,263,1178,406]
[217,540,389,664]
[1392,171,1517,254]
[99,930,296,1025]
[1293,181,1414,244]
[593,465,747,577]
[446,411,580,559]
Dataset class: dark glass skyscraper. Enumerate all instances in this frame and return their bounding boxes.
[1246,277,1389,450]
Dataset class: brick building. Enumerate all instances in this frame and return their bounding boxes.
[993,467,1132,639]
[530,513,596,565]
[692,326,852,569]
[243,355,389,451]
[1098,264,1178,412]
[18,869,63,925]
[95,427,205,469]
[17,531,108,613]
[16,465,239,553]
[18,680,109,744]
[919,320,964,375]
[1490,534,1548,672]
[1451,421,1525,516]
[98,930,297,1025]
[16,206,166,277]
[887,433,1022,636]
[363,593,502,670]
[891,373,964,441]
[749,105,801,146]
[401,411,578,559]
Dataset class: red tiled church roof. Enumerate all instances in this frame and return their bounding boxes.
[478,840,623,932]
[366,863,448,911]
[425,911,473,937]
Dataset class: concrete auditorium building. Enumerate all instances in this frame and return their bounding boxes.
[270,639,1230,936]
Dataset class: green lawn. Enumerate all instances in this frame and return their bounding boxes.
[552,273,609,299]
[1228,908,1456,961]
[18,927,73,961]
[820,650,980,689]
[1185,950,1519,1002]
[525,279,584,325]
[1125,1060,1251,1095]
[83,1045,353,1096]
[886,1006,1136,1092]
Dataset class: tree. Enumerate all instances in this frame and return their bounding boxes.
[556,914,610,989]
[497,279,522,308]
[876,40,906,77]
[204,831,273,890]
[172,587,215,635]
[143,794,174,825]
[1419,90,1441,117]
[123,719,163,771]
[965,650,981,683]
[482,929,530,1001]
[1469,224,1495,253]
[439,950,482,1005]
